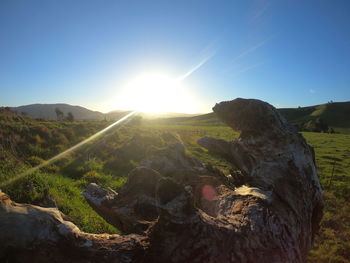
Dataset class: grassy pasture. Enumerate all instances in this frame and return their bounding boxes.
[303,132,350,263]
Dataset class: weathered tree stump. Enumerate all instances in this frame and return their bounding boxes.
[0,98,323,262]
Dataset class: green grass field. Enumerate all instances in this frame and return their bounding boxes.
[303,132,350,263]
[0,109,349,262]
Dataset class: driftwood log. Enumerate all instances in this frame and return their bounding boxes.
[0,98,323,262]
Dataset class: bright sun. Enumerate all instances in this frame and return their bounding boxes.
[113,72,196,113]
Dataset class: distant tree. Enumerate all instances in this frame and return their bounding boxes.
[55,108,64,121]
[66,112,74,122]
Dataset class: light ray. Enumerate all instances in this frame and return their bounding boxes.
[0,111,137,188]
[233,40,267,62]
[178,52,215,81]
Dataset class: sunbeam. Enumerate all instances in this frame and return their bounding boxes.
[178,52,215,81]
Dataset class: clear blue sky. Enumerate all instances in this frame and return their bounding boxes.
[1,0,350,112]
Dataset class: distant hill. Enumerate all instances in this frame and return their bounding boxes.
[9,104,199,122]
[154,101,350,133]
[11,104,105,121]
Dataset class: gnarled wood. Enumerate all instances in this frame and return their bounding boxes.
[0,191,148,262]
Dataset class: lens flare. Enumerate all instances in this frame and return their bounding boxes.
[0,111,137,188]
[202,184,217,201]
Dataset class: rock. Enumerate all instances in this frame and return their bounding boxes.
[0,98,323,263]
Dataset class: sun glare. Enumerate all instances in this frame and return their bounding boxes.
[113,72,196,113]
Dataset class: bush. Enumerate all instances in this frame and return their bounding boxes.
[2,172,46,204]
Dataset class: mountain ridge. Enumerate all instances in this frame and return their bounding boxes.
[11,103,105,121]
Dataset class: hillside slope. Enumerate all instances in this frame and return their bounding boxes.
[11,103,104,121]
[278,101,350,128]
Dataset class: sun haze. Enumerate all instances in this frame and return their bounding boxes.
[112,72,197,114]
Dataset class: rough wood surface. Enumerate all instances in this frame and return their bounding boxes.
[0,191,148,262]
[0,98,323,262]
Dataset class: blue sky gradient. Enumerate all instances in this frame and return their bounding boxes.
[1,0,350,112]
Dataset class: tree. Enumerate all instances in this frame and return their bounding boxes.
[66,112,74,122]
[55,108,64,121]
